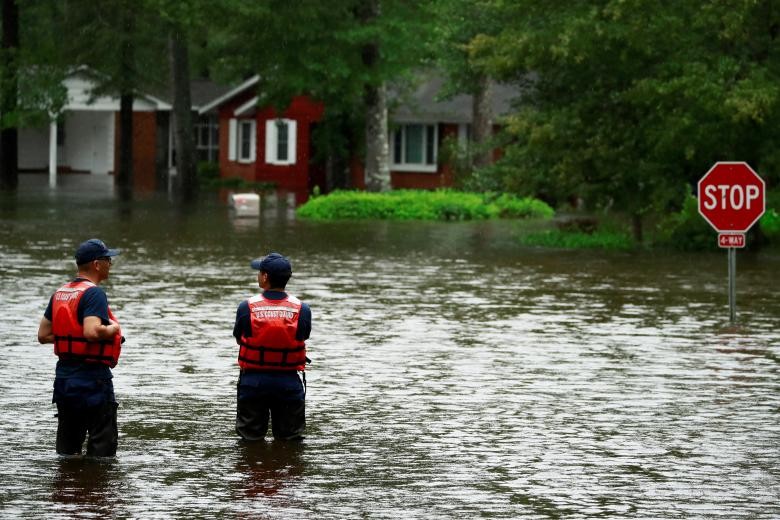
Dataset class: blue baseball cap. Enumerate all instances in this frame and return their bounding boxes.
[250,252,292,275]
[75,238,120,264]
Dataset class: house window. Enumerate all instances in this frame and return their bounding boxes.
[391,123,437,172]
[276,121,289,161]
[194,115,219,163]
[237,120,256,163]
[265,119,297,165]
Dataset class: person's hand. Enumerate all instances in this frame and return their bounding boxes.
[108,319,121,337]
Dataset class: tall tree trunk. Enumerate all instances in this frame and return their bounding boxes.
[0,0,19,191]
[364,81,390,192]
[117,93,134,198]
[471,74,493,170]
[170,27,197,202]
[359,0,390,192]
[116,12,134,198]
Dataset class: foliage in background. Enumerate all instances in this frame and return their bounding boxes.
[205,0,435,190]
[296,189,553,221]
[759,188,780,239]
[760,209,780,237]
[468,0,780,242]
[653,189,716,251]
[654,187,780,250]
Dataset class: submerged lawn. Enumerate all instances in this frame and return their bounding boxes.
[519,229,637,250]
[296,190,554,221]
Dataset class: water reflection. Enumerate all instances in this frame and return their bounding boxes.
[235,441,305,498]
[230,214,260,233]
[51,458,117,513]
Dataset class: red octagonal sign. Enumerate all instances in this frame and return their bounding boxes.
[698,162,765,233]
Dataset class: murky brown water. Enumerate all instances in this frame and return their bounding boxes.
[1,174,779,518]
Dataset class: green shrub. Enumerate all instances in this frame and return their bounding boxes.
[760,208,780,238]
[760,188,780,241]
[519,229,635,250]
[491,193,555,219]
[196,161,220,185]
[296,190,554,221]
[654,190,716,251]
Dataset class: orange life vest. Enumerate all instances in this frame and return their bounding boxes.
[51,280,122,368]
[238,294,306,371]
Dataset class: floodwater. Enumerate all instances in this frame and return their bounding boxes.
[1,174,779,519]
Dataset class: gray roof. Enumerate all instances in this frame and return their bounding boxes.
[150,78,236,112]
[190,79,235,110]
[391,74,522,124]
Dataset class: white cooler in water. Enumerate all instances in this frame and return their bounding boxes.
[229,193,260,217]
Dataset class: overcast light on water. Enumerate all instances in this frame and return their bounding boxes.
[1,176,778,518]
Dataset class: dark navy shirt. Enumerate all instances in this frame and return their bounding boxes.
[233,290,312,342]
[44,278,113,380]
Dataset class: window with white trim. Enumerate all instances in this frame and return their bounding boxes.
[265,119,297,165]
[194,115,219,163]
[237,120,256,163]
[391,123,437,172]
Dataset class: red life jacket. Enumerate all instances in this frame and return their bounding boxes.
[51,279,122,368]
[238,294,306,371]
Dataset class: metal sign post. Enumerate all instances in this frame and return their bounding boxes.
[718,232,745,325]
[728,247,736,325]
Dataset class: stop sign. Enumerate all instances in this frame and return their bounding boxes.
[698,162,765,232]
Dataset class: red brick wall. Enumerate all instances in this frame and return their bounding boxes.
[218,91,258,183]
[218,94,325,194]
[254,96,324,191]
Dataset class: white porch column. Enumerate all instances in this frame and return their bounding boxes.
[48,120,57,188]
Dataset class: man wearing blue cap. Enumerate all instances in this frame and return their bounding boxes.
[233,252,312,441]
[37,238,124,457]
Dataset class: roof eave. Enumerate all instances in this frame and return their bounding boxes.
[198,75,260,115]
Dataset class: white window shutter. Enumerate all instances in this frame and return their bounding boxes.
[265,120,276,164]
[228,118,237,161]
[287,120,297,165]
[250,121,257,162]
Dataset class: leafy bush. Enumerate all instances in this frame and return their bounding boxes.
[760,189,780,240]
[197,161,220,184]
[654,190,716,251]
[760,208,780,238]
[490,193,555,219]
[296,190,554,221]
[519,229,635,250]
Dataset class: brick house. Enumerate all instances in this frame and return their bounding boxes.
[352,74,518,190]
[17,68,171,191]
[202,73,519,201]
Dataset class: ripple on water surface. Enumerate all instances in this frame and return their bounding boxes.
[0,186,779,518]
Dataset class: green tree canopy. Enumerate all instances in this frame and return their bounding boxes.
[471,0,780,240]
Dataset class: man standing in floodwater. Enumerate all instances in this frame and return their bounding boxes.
[37,239,124,457]
[233,252,311,441]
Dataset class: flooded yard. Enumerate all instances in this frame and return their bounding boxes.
[1,175,778,518]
